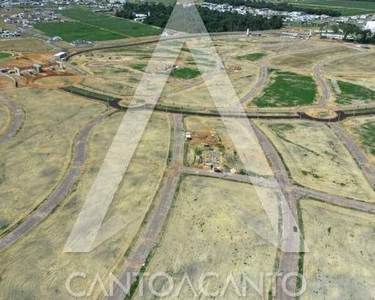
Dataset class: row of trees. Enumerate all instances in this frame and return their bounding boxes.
[116,3,283,32]
[319,22,375,44]
[206,0,341,17]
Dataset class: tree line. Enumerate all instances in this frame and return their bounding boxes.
[320,22,375,44]
[116,3,283,32]
[206,0,341,17]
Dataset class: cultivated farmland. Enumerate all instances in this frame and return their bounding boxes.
[35,7,162,42]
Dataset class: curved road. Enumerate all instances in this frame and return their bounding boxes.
[0,109,113,251]
[0,97,23,146]
[313,62,331,107]
[105,114,184,300]
[239,59,268,105]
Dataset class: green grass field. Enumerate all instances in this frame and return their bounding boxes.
[170,67,201,79]
[333,80,375,105]
[288,0,375,15]
[254,69,317,107]
[35,7,161,42]
[237,52,267,61]
[0,52,11,59]
[130,63,147,71]
[356,121,375,156]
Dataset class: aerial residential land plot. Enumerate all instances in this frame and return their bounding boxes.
[270,44,355,70]
[0,88,105,235]
[256,120,375,201]
[184,116,245,172]
[300,199,375,299]
[0,39,53,52]
[253,70,317,107]
[0,111,170,300]
[330,79,375,105]
[342,117,375,164]
[134,176,278,299]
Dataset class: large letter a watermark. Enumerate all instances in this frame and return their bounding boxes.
[64,0,306,264]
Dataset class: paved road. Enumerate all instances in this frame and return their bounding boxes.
[294,186,375,213]
[0,109,113,251]
[239,59,268,105]
[252,124,300,300]
[331,123,375,188]
[0,97,23,146]
[106,114,184,300]
[183,167,278,188]
[313,62,331,107]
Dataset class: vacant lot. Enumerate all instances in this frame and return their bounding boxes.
[257,120,375,201]
[0,39,53,52]
[300,199,375,299]
[0,88,105,234]
[271,45,354,70]
[236,52,266,61]
[331,79,375,105]
[0,52,11,59]
[135,176,278,299]
[0,111,170,300]
[342,117,375,164]
[253,70,317,107]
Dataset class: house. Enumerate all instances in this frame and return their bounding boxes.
[365,21,375,33]
[53,51,67,60]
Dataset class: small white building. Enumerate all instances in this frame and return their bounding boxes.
[365,21,375,33]
[53,51,67,60]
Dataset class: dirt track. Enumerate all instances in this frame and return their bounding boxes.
[0,97,23,146]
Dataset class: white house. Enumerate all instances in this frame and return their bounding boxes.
[365,21,375,33]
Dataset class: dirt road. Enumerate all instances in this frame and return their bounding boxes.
[0,97,23,146]
[313,62,331,107]
[0,109,113,251]
[106,113,184,300]
[252,124,300,300]
[331,123,375,188]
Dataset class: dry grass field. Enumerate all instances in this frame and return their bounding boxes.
[300,199,375,299]
[134,176,278,299]
[342,116,375,164]
[270,44,355,70]
[0,39,53,53]
[0,111,170,300]
[0,100,10,136]
[0,88,106,234]
[256,120,375,201]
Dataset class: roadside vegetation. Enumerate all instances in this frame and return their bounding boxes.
[236,52,266,61]
[332,80,375,105]
[254,69,317,107]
